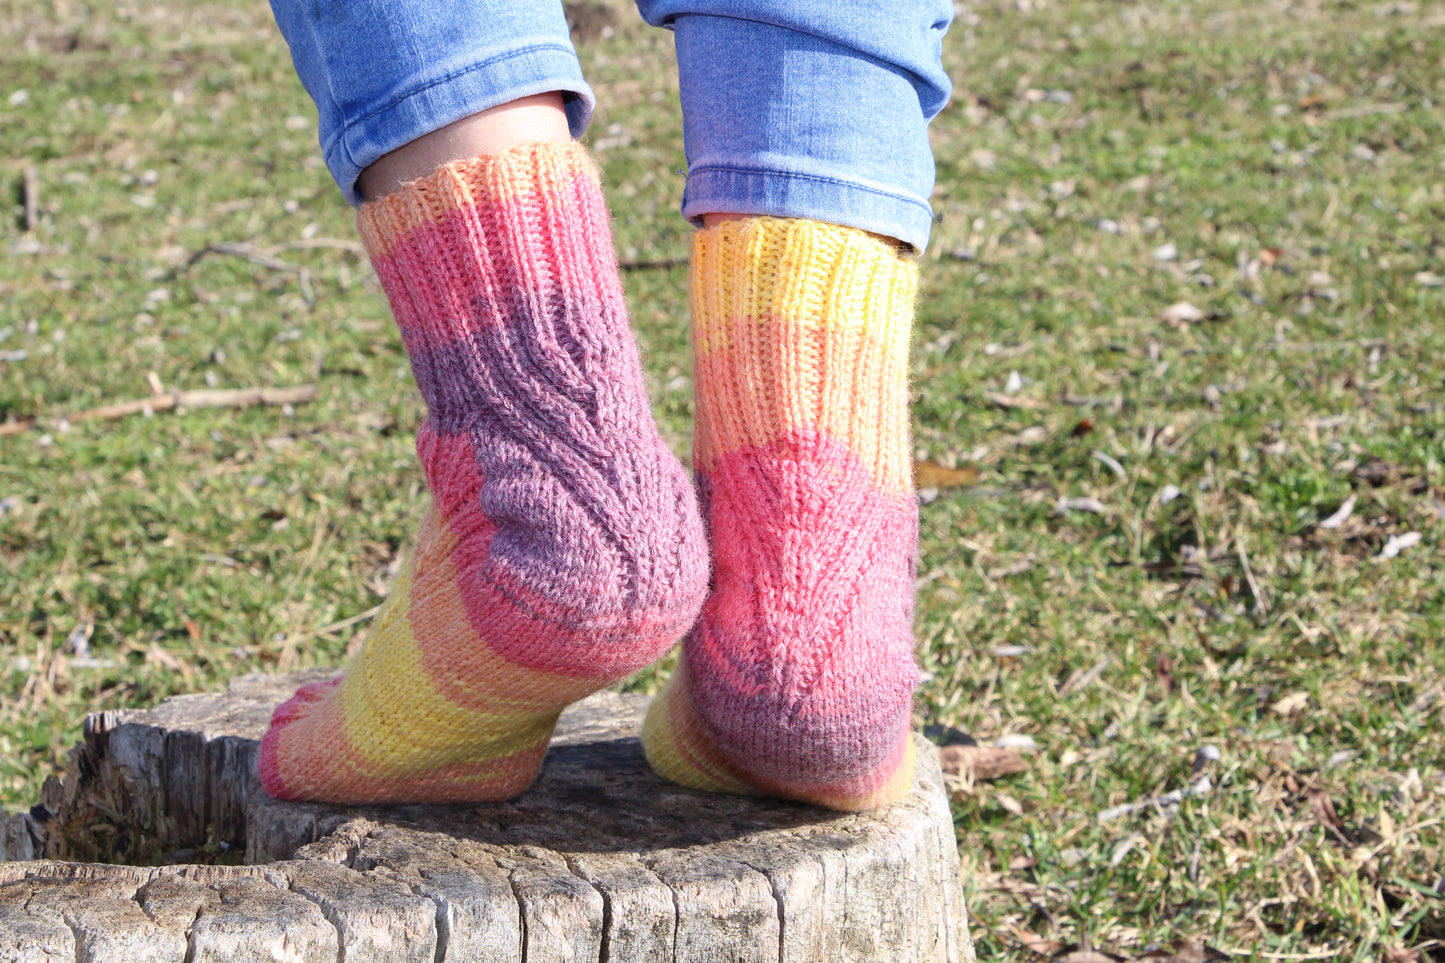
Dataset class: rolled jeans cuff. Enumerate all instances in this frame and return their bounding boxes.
[654,5,952,251]
[268,0,594,205]
[324,46,595,206]
[681,166,938,255]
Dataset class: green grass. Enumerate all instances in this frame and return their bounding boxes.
[1,0,1442,958]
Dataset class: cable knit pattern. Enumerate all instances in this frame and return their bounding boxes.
[641,217,922,811]
[259,141,708,804]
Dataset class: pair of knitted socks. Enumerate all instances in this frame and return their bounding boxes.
[258,141,920,811]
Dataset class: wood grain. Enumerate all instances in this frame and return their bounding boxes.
[0,674,973,962]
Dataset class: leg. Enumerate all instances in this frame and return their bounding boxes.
[355,93,570,200]
[258,1,709,804]
[635,1,954,810]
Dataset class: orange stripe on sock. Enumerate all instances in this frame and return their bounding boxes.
[409,507,605,713]
[693,312,912,494]
[358,141,601,261]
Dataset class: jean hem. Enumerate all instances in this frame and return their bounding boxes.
[681,165,936,251]
[323,43,595,205]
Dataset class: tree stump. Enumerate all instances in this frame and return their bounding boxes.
[0,672,973,962]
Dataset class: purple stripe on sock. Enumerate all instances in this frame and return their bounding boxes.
[406,286,636,432]
[685,432,920,785]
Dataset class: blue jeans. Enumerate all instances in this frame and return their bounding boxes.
[267,0,953,250]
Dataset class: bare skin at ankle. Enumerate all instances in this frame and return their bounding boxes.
[357,92,571,201]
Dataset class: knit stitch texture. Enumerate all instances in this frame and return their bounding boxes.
[259,141,709,804]
[641,216,921,811]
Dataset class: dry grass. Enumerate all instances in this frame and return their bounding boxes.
[1,0,1442,958]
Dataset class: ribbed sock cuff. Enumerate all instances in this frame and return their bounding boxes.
[356,141,627,424]
[690,216,919,495]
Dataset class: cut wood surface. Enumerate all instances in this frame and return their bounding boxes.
[0,673,973,962]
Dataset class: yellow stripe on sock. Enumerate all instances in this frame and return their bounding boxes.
[690,218,915,355]
[408,508,606,712]
[690,217,917,495]
[338,560,558,772]
[641,669,750,794]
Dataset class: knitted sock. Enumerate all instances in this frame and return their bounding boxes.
[259,142,708,804]
[641,217,921,811]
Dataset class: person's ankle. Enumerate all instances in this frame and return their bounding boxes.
[357,93,572,201]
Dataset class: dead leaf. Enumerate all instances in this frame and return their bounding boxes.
[1258,246,1284,266]
[1305,785,1356,845]
[1156,653,1175,694]
[1360,808,1396,847]
[1271,691,1310,716]
[1378,531,1422,559]
[1012,426,1049,445]
[1071,417,1095,437]
[938,745,1030,781]
[1317,494,1356,529]
[994,791,1025,816]
[184,619,201,641]
[1352,459,1401,487]
[912,460,980,489]
[1407,683,1442,715]
[997,734,1039,751]
[1006,925,1062,956]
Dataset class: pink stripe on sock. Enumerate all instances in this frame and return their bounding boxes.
[685,428,919,788]
[258,677,342,800]
[372,173,622,356]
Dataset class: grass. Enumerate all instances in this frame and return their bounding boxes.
[1,0,1442,958]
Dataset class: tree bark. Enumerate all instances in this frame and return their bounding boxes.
[0,673,973,962]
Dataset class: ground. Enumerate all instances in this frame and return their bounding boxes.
[0,0,1442,959]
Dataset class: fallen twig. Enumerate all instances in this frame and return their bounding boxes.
[1058,495,1110,516]
[279,604,384,655]
[270,238,367,256]
[938,745,1030,782]
[1060,655,1112,695]
[0,384,317,436]
[23,166,39,232]
[1097,775,1212,822]
[185,241,297,273]
[1092,450,1127,480]
[1322,101,1406,120]
[1234,530,1268,618]
[985,390,1046,410]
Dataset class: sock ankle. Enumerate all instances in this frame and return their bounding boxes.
[642,216,921,811]
[259,141,708,804]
